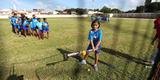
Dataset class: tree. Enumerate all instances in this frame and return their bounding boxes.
[125,10,136,13]
[93,9,99,11]
[100,6,111,13]
[111,8,122,13]
[135,6,145,13]
[75,8,87,15]
[64,8,87,15]
[64,8,77,14]
[145,2,160,12]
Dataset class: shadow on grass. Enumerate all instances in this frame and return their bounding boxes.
[43,48,124,80]
[56,48,116,69]
[7,75,24,80]
[86,54,132,79]
[6,65,24,80]
[40,48,83,80]
[47,48,82,66]
[101,48,151,66]
[12,54,59,65]
[57,48,82,61]
[87,56,116,69]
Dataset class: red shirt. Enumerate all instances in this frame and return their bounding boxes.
[154,18,160,48]
[154,18,160,28]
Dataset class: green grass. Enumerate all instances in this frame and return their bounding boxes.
[0,17,155,80]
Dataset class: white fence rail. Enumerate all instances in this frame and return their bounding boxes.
[113,13,160,18]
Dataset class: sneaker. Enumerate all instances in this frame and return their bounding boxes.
[94,64,98,71]
[152,61,154,65]
[80,60,87,64]
[145,65,152,68]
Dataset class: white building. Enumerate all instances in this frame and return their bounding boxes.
[53,11,59,15]
[0,9,12,15]
[88,11,103,15]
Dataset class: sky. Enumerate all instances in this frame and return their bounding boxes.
[152,0,160,2]
[0,0,146,11]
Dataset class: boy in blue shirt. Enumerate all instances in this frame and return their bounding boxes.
[17,17,22,36]
[30,20,34,36]
[42,18,49,39]
[36,18,44,39]
[31,14,38,36]
[22,17,30,37]
[10,15,15,33]
[10,13,18,34]
[81,20,103,71]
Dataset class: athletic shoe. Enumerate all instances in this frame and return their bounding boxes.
[94,64,98,71]
[80,60,87,64]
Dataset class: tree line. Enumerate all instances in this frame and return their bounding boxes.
[62,2,160,15]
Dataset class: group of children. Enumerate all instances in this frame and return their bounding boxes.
[10,13,49,39]
[91,15,110,22]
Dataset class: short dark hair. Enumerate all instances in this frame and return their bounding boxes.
[26,17,30,20]
[14,13,17,16]
[21,14,25,17]
[43,18,46,21]
[91,20,100,28]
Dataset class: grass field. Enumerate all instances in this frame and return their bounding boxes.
[0,17,155,80]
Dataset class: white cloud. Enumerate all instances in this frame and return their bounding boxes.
[55,5,67,10]
[1,0,146,11]
[102,0,145,11]
[125,0,145,10]
[36,1,47,9]
[103,1,119,9]
[152,0,160,2]
[10,0,25,10]
[34,0,54,9]
[11,0,23,5]
[128,0,145,6]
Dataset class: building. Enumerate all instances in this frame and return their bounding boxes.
[87,11,103,15]
[0,9,12,15]
[33,9,45,12]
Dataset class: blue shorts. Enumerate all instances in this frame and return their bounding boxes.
[14,25,20,30]
[43,28,49,32]
[23,26,28,30]
[18,26,22,31]
[31,27,35,31]
[86,45,101,54]
[39,30,43,33]
[13,25,17,29]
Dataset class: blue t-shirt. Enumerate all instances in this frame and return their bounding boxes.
[9,16,13,24]
[11,17,18,26]
[30,22,34,29]
[36,22,43,30]
[32,18,38,28]
[42,22,49,28]
[16,18,22,28]
[23,20,29,27]
[17,18,22,25]
[88,29,102,46]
